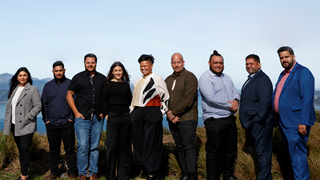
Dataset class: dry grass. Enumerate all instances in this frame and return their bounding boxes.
[0,120,319,179]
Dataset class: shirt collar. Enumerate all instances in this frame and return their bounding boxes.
[172,68,185,78]
[54,75,66,84]
[284,61,296,74]
[85,69,96,76]
[248,69,261,79]
[209,69,224,77]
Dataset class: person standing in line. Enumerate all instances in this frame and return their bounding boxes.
[3,67,42,180]
[66,53,106,180]
[102,61,132,180]
[239,54,274,180]
[165,53,198,180]
[130,54,169,180]
[41,61,77,180]
[199,50,239,180]
[273,46,316,180]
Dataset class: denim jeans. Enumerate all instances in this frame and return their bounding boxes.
[75,115,104,176]
[169,120,197,175]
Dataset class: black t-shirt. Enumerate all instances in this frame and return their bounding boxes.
[68,70,106,121]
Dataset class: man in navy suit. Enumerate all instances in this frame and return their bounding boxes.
[273,46,316,180]
[239,54,273,180]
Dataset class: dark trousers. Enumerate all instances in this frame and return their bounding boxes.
[169,120,197,175]
[131,107,163,173]
[106,112,131,180]
[205,116,237,180]
[12,125,34,176]
[46,121,76,176]
[248,121,273,180]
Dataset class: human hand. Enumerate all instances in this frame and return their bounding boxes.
[227,100,239,112]
[75,112,84,119]
[298,124,307,135]
[172,116,180,124]
[68,119,73,122]
[45,121,50,124]
[105,115,109,121]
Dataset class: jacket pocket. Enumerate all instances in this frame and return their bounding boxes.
[292,106,301,111]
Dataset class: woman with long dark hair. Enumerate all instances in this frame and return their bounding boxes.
[102,61,132,180]
[2,67,42,180]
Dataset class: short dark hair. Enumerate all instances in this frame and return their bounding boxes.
[52,61,64,69]
[138,54,154,64]
[277,46,294,55]
[245,54,260,63]
[84,53,97,62]
[209,50,223,61]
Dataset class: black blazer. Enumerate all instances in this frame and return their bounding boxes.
[239,70,273,129]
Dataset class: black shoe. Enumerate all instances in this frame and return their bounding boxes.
[179,175,188,180]
[224,177,237,180]
[147,176,156,180]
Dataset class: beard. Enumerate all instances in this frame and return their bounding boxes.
[54,74,66,82]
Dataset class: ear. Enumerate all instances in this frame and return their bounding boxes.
[208,61,210,66]
[52,70,54,74]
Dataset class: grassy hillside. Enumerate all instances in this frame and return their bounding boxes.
[1,115,320,180]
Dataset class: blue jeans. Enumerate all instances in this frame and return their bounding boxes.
[75,115,104,176]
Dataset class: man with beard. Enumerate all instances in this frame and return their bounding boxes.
[273,46,316,180]
[199,50,239,180]
[165,53,198,180]
[66,54,106,180]
[41,61,77,179]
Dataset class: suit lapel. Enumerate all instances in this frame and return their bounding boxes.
[241,70,261,96]
[16,83,31,106]
[280,63,299,95]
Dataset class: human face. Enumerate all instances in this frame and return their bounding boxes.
[140,60,153,76]
[17,71,28,86]
[112,66,123,81]
[84,57,97,72]
[171,54,185,74]
[209,56,224,75]
[279,51,295,70]
[246,58,261,75]
[52,65,65,80]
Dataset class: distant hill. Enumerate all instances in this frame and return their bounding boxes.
[0,73,51,102]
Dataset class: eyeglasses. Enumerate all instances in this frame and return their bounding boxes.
[171,61,183,65]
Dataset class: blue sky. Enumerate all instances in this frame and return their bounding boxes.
[1,0,320,89]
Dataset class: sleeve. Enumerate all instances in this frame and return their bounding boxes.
[26,87,42,120]
[172,74,198,116]
[157,75,170,116]
[101,82,110,117]
[40,84,49,123]
[127,83,133,107]
[198,74,231,110]
[232,80,240,101]
[252,76,273,124]
[68,75,78,92]
[299,68,316,126]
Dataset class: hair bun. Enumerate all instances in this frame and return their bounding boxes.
[213,50,218,55]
